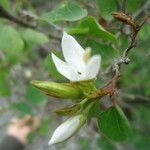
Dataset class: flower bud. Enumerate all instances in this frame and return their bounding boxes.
[48,114,87,145]
[30,80,82,99]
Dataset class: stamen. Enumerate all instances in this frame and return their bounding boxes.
[83,47,91,63]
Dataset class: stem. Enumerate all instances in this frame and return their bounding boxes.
[0,5,36,29]
[96,14,150,102]
[0,5,62,41]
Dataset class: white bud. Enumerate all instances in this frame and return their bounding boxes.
[48,114,86,145]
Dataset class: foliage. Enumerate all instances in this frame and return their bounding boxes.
[0,0,149,149]
[98,105,132,141]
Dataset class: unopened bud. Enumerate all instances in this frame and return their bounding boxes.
[30,80,82,99]
[112,12,138,29]
[48,114,87,145]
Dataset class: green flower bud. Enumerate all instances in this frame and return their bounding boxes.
[30,80,83,99]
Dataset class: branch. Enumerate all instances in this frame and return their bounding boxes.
[121,93,150,105]
[97,13,150,103]
[0,5,62,41]
[123,15,150,57]
[0,5,36,29]
[106,13,150,76]
[133,0,150,19]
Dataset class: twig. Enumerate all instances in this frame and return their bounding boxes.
[0,5,62,41]
[0,5,36,29]
[133,0,150,19]
[121,93,150,105]
[97,13,150,103]
[123,15,150,57]
[47,21,63,32]
[48,33,61,41]
[107,14,150,75]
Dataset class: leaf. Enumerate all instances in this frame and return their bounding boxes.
[66,27,89,35]
[78,137,91,150]
[20,28,49,44]
[89,101,100,118]
[0,77,10,96]
[0,69,11,96]
[96,0,117,21]
[11,102,33,115]
[0,24,24,53]
[139,24,150,41]
[97,104,132,141]
[38,119,51,136]
[55,104,81,116]
[138,106,150,125]
[86,39,119,67]
[126,0,141,12]
[0,0,11,11]
[96,137,116,150]
[132,134,150,150]
[25,86,46,104]
[78,16,116,43]
[41,2,87,23]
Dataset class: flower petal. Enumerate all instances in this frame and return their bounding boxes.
[52,53,80,81]
[48,115,85,145]
[86,55,101,79]
[61,32,85,72]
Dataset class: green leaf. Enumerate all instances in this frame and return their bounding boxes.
[78,137,91,150]
[126,0,141,12]
[25,86,46,104]
[86,39,119,67]
[138,106,150,125]
[11,102,33,115]
[89,101,100,118]
[96,137,116,150]
[38,119,50,136]
[139,24,150,41]
[0,0,11,11]
[0,25,24,53]
[20,28,49,44]
[66,27,89,35]
[132,134,150,150]
[0,77,11,96]
[41,2,87,23]
[97,104,132,141]
[96,0,117,21]
[78,16,116,43]
[0,69,11,96]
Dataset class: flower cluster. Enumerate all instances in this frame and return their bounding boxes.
[31,32,101,145]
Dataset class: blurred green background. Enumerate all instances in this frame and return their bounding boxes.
[0,0,149,150]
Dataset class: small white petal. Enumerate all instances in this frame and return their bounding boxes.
[86,55,101,79]
[52,53,80,81]
[48,115,85,145]
[62,32,85,72]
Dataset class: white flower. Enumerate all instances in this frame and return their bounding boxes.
[52,32,101,81]
[48,114,86,145]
